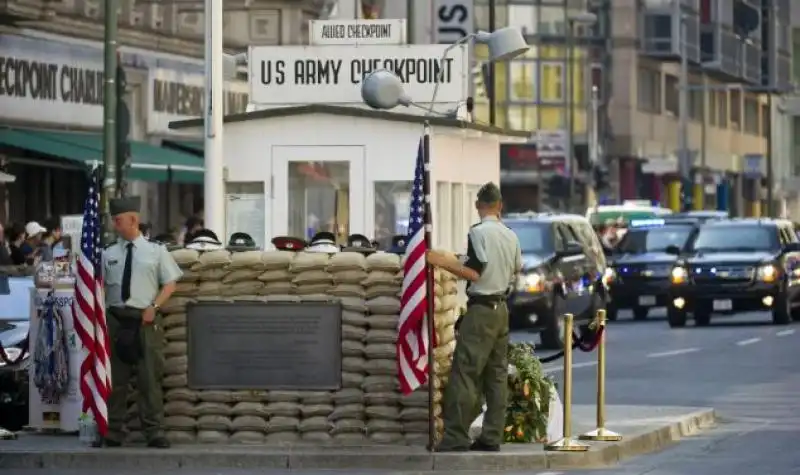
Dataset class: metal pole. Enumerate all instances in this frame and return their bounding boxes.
[566,20,576,211]
[488,0,497,125]
[579,309,622,441]
[204,0,225,237]
[678,14,691,212]
[407,0,415,42]
[590,85,599,166]
[766,93,774,216]
[101,0,119,243]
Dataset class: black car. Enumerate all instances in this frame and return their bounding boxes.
[664,210,729,224]
[0,275,33,432]
[606,219,697,320]
[505,213,608,349]
[666,218,800,327]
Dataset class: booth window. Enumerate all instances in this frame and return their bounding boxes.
[374,181,412,249]
[288,161,350,243]
[436,182,452,249]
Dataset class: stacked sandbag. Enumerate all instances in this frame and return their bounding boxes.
[221,251,266,299]
[361,252,403,444]
[290,252,333,296]
[431,266,460,442]
[257,251,296,297]
[265,390,302,444]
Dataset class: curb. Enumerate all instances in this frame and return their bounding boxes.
[0,408,716,471]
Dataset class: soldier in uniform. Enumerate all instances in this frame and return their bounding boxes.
[426,182,522,453]
[100,196,183,448]
[271,236,306,251]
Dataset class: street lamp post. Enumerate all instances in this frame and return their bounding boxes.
[566,11,596,212]
[677,14,692,212]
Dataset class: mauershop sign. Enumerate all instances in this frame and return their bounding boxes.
[147,68,248,134]
[248,44,467,105]
[0,35,104,127]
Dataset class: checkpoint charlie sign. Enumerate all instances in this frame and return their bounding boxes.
[309,19,406,45]
[248,44,467,105]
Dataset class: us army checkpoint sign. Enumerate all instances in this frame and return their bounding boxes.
[309,19,407,45]
[247,44,468,106]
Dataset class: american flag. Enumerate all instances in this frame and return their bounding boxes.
[73,171,112,435]
[397,139,435,395]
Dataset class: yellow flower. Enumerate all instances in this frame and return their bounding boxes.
[505,425,513,433]
[523,381,530,397]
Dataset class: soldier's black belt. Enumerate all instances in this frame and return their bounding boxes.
[110,306,145,319]
[467,294,506,307]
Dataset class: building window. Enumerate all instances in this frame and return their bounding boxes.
[664,74,679,116]
[688,89,704,121]
[717,91,728,128]
[509,60,537,102]
[761,103,770,138]
[506,105,539,131]
[743,98,759,134]
[373,181,412,250]
[539,61,564,102]
[730,90,741,130]
[708,90,717,126]
[793,27,800,85]
[637,67,661,113]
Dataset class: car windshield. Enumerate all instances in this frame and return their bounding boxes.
[506,222,552,254]
[0,277,35,321]
[616,226,693,254]
[689,226,778,252]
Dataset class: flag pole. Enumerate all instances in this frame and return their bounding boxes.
[422,121,436,451]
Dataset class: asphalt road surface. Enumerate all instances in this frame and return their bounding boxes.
[6,308,800,475]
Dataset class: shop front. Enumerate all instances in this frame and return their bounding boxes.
[0,32,206,227]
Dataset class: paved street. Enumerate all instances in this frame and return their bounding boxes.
[5,308,800,475]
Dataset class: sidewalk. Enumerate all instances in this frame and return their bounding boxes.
[0,405,715,472]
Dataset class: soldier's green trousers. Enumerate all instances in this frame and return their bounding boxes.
[440,301,509,449]
[106,307,166,443]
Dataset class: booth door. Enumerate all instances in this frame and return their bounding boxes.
[271,145,366,244]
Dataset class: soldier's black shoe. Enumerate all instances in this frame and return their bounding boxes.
[432,445,469,452]
[470,440,500,452]
[147,437,171,449]
[93,438,122,448]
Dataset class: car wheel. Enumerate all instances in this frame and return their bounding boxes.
[540,295,566,351]
[667,306,687,328]
[632,307,649,320]
[772,293,791,325]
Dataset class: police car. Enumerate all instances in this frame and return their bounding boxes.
[504,212,607,350]
[606,218,698,320]
[666,218,800,327]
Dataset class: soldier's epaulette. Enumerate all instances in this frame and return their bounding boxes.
[470,222,481,229]
[103,241,117,249]
[147,238,166,246]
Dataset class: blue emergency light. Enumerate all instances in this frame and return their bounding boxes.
[629,218,666,228]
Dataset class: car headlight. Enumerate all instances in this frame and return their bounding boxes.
[670,266,688,284]
[757,264,778,283]
[0,347,23,367]
[517,272,545,293]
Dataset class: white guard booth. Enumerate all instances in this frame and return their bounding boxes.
[169,104,528,253]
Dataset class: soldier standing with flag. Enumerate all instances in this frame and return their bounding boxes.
[426,182,522,452]
[99,196,182,448]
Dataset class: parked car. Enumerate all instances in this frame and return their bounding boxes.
[504,212,608,349]
[0,275,34,431]
[666,218,800,327]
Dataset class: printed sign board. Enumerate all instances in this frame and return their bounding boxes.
[433,0,475,44]
[309,19,406,45]
[248,44,467,105]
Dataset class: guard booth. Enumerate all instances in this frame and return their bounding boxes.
[169,104,528,253]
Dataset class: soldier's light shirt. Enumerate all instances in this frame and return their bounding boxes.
[103,234,183,309]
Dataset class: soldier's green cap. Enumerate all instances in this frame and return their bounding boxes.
[109,196,142,216]
[477,182,502,204]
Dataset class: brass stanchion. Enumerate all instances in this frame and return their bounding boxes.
[545,313,589,452]
[580,309,622,442]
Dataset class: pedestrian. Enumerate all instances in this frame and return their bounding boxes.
[180,216,204,245]
[6,223,26,265]
[0,223,11,266]
[426,182,522,453]
[22,221,47,265]
[39,218,64,262]
[100,196,182,448]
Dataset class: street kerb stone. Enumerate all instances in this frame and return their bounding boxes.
[0,406,716,471]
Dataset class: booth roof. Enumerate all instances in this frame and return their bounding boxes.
[168,103,530,138]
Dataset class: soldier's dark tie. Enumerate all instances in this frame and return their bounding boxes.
[121,242,133,302]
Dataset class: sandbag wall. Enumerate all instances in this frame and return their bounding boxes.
[128,248,459,445]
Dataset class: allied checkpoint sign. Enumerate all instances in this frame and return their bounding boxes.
[309,19,407,45]
[248,44,468,106]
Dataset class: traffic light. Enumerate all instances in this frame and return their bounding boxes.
[592,164,610,191]
[115,63,131,196]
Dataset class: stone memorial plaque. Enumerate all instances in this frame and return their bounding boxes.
[186,301,342,390]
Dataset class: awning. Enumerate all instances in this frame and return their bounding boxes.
[162,139,203,156]
[0,171,15,183]
[0,127,203,183]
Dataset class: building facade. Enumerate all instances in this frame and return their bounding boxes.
[0,0,324,230]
